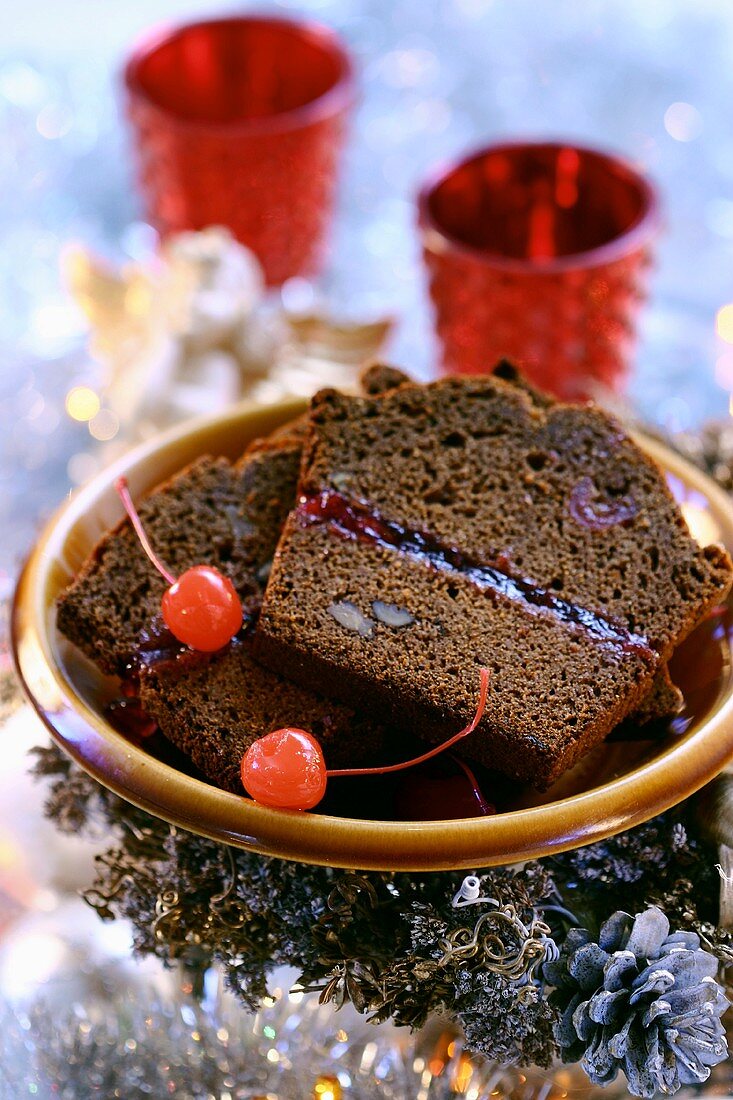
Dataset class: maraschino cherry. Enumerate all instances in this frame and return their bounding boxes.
[241,668,490,812]
[241,727,328,810]
[115,477,243,653]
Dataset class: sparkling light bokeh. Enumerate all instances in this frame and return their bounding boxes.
[64,384,99,421]
[717,305,733,344]
[3,0,733,574]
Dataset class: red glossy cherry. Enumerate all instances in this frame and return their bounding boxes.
[242,669,491,813]
[241,727,327,810]
[162,565,243,652]
[115,477,243,654]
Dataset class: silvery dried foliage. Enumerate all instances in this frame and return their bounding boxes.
[30,740,733,1092]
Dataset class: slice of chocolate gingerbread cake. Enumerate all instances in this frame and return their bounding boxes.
[255,375,732,788]
[365,360,682,726]
[57,380,400,793]
[139,639,386,792]
[57,425,303,678]
[486,360,684,724]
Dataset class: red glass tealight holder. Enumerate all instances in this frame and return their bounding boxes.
[418,141,660,400]
[124,15,355,286]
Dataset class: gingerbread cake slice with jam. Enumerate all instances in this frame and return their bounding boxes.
[364,359,683,726]
[56,424,304,679]
[56,386,400,792]
[489,360,684,723]
[254,374,732,788]
[138,639,387,793]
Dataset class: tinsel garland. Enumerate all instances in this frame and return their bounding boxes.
[27,419,733,1098]
[4,974,549,1099]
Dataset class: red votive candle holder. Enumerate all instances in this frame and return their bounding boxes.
[418,141,660,399]
[124,15,355,286]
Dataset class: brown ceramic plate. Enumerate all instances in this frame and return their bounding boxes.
[12,399,733,870]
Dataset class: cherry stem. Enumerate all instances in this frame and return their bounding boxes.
[449,753,494,815]
[114,476,177,587]
[327,668,490,779]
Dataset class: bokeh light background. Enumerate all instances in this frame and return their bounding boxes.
[4,0,733,574]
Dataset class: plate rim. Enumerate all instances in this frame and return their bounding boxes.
[12,398,733,871]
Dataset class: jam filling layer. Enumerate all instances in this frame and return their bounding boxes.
[298,489,657,665]
[126,615,255,680]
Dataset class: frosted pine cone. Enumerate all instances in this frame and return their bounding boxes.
[544,907,728,1098]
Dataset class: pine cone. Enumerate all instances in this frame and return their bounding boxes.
[544,907,728,1098]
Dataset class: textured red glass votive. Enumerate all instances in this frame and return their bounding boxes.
[418,142,660,399]
[124,16,355,285]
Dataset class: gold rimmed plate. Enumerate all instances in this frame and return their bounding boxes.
[12,399,733,870]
